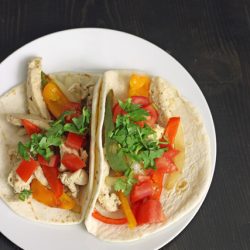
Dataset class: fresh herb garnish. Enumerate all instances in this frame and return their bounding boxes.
[18,108,91,161]
[114,169,137,195]
[19,189,32,201]
[18,142,30,161]
[64,107,90,135]
[110,99,165,169]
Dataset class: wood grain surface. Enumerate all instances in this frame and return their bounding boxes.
[0,0,250,249]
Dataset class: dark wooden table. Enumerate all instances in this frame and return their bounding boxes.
[0,0,249,249]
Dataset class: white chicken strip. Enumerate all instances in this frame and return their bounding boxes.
[8,167,34,193]
[6,113,50,130]
[34,166,48,186]
[60,169,88,198]
[26,58,50,119]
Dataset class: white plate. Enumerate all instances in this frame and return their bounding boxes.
[0,28,216,250]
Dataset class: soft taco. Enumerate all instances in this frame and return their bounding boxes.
[0,57,101,224]
[85,70,211,241]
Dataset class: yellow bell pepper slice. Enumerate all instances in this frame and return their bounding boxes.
[58,193,76,210]
[129,74,150,97]
[42,81,71,118]
[117,191,137,229]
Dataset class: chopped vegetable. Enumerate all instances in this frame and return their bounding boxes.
[65,132,84,150]
[163,117,180,145]
[114,170,137,195]
[131,96,150,107]
[16,159,39,182]
[31,179,60,207]
[155,155,178,173]
[129,74,150,97]
[130,180,154,203]
[142,105,158,127]
[18,189,32,201]
[61,153,85,171]
[38,154,60,168]
[117,191,137,229]
[64,107,90,135]
[59,193,76,210]
[92,210,127,225]
[18,142,30,161]
[112,103,126,123]
[136,199,166,225]
[41,165,63,197]
[21,119,41,135]
[42,81,72,118]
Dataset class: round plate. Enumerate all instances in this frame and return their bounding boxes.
[0,28,216,250]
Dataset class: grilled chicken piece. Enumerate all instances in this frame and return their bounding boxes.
[26,58,50,119]
[6,113,50,130]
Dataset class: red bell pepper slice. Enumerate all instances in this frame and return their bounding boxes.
[65,133,84,150]
[38,154,60,168]
[164,117,180,145]
[16,159,39,182]
[21,119,41,136]
[41,165,63,197]
[61,153,85,172]
[92,210,127,225]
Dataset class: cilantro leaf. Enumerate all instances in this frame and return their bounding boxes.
[19,189,32,201]
[114,171,137,195]
[18,142,30,161]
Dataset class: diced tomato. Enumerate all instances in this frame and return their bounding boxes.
[62,102,81,112]
[41,165,63,197]
[21,119,41,135]
[135,175,151,182]
[131,201,142,218]
[112,103,126,123]
[163,149,180,159]
[16,159,39,182]
[151,171,164,200]
[92,210,127,225]
[61,153,85,172]
[38,154,60,168]
[155,156,178,173]
[142,105,158,127]
[136,199,166,225]
[159,139,173,149]
[130,180,154,203]
[131,96,150,107]
[65,111,81,123]
[164,117,180,145]
[65,133,84,150]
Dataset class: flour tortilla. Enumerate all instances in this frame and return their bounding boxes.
[85,70,211,241]
[0,71,101,224]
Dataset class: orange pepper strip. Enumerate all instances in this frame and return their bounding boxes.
[58,193,76,210]
[164,117,180,145]
[31,179,60,207]
[117,191,137,229]
[42,81,71,118]
[92,210,127,225]
[129,74,150,98]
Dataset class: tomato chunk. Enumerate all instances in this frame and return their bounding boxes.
[61,153,85,171]
[112,103,126,123]
[21,119,41,135]
[151,171,164,200]
[130,180,154,203]
[155,156,178,173]
[136,199,166,225]
[65,133,84,150]
[92,210,127,225]
[131,96,150,107]
[163,149,180,159]
[142,105,158,127]
[38,154,60,168]
[41,165,63,197]
[16,159,39,182]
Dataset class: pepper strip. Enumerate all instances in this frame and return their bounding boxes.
[92,210,127,225]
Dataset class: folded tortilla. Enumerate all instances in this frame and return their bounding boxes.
[0,65,101,224]
[84,70,211,241]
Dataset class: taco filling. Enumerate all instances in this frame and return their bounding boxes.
[5,57,97,216]
[92,74,184,228]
